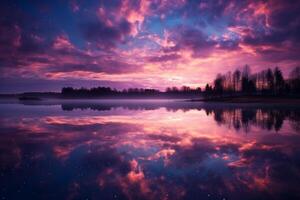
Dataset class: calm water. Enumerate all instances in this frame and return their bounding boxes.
[1,100,300,200]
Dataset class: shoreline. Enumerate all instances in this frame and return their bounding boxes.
[190,96,300,104]
[0,95,300,105]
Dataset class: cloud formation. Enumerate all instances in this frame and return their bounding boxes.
[0,0,300,92]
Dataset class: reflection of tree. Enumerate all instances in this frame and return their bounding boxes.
[206,108,300,132]
[289,111,300,132]
[61,102,204,112]
[60,102,300,132]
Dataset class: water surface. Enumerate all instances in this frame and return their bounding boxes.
[1,100,300,200]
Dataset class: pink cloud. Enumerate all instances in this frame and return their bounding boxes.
[53,34,75,50]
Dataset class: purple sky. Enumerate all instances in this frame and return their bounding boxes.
[1,0,300,93]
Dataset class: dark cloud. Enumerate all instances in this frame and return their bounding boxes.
[146,53,181,62]
[0,0,143,80]
[217,39,240,50]
[176,28,216,51]
[234,0,300,59]
[82,19,132,49]
[0,1,55,70]
[164,27,217,56]
[166,0,300,61]
[47,59,141,74]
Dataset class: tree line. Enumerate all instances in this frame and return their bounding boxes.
[61,65,300,98]
[204,66,300,97]
[61,85,202,98]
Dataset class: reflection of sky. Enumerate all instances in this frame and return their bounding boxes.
[0,103,300,199]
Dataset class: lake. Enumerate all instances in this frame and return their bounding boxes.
[1,100,300,200]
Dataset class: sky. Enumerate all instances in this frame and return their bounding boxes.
[0,0,300,93]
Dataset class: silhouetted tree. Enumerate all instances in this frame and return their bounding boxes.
[289,66,300,95]
[62,87,74,95]
[204,84,213,96]
[240,65,255,93]
[241,65,249,93]
[266,68,274,93]
[203,65,300,98]
[233,69,241,92]
[213,74,224,95]
[274,67,285,95]
[242,65,250,79]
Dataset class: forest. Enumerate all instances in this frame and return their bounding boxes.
[204,66,300,97]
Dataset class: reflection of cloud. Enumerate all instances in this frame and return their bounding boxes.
[0,106,300,199]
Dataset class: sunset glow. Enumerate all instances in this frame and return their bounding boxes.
[1,0,299,92]
[1,1,300,199]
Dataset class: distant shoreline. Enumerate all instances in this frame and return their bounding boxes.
[190,96,300,104]
[1,94,300,105]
